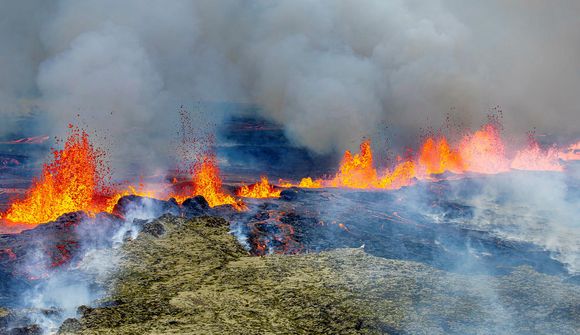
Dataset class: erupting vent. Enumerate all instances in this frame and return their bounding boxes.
[237,177,282,198]
[1,118,578,227]
[291,121,569,190]
[2,125,110,224]
[180,154,242,209]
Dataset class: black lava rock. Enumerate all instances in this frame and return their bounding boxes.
[8,324,41,335]
[181,196,210,218]
[280,188,300,201]
[142,221,166,237]
[76,305,93,318]
[57,318,81,334]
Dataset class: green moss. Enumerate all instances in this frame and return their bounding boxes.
[70,215,580,335]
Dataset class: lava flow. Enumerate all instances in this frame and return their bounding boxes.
[418,137,464,176]
[295,121,570,191]
[171,154,243,209]
[328,139,378,189]
[511,139,563,172]
[298,177,323,188]
[457,123,510,174]
[1,118,576,226]
[2,125,108,224]
[237,176,282,198]
[0,126,159,226]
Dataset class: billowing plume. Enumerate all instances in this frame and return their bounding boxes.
[0,0,579,165]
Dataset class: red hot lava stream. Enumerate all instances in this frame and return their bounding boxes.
[293,121,571,190]
[0,120,578,228]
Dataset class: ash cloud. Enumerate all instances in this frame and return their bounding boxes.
[0,0,579,170]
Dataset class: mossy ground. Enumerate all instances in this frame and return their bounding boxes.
[63,215,580,335]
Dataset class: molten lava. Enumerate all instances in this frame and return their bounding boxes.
[418,137,463,176]
[298,177,323,188]
[378,160,416,189]
[173,154,242,209]
[325,139,418,190]
[104,185,157,213]
[276,177,323,189]
[2,125,107,224]
[511,140,563,172]
[237,176,282,198]
[329,140,378,188]
[458,123,510,174]
[297,121,575,191]
[277,179,294,188]
[3,117,576,226]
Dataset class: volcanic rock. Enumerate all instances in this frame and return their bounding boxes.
[279,187,301,201]
[71,215,580,335]
[0,154,25,168]
[0,211,123,290]
[76,306,93,318]
[112,196,180,219]
[53,211,90,227]
[141,221,165,237]
[180,196,210,218]
[208,204,238,217]
[5,324,41,335]
[57,318,81,334]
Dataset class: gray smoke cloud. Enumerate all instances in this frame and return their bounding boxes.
[0,0,579,171]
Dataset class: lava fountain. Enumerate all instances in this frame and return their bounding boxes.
[171,154,243,209]
[237,176,282,198]
[295,121,571,191]
[2,125,108,225]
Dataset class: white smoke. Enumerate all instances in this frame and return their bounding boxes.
[19,235,120,334]
[17,197,167,333]
[0,0,579,165]
[443,170,580,273]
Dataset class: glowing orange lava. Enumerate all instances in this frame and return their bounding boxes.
[237,176,282,198]
[298,177,323,188]
[297,122,575,191]
[2,125,106,224]
[3,118,577,226]
[458,124,510,174]
[418,137,463,176]
[329,140,378,188]
[277,179,294,188]
[276,177,323,188]
[104,185,157,213]
[378,160,416,189]
[326,140,418,190]
[511,140,563,172]
[174,154,242,209]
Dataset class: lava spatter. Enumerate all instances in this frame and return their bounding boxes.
[2,125,109,224]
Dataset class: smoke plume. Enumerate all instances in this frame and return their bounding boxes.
[1,0,579,170]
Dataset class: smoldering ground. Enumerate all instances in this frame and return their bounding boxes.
[2,199,173,334]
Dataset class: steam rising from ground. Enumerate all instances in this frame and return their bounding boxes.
[14,200,164,333]
[460,171,580,273]
[1,1,580,169]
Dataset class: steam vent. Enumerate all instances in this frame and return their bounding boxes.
[1,2,579,334]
